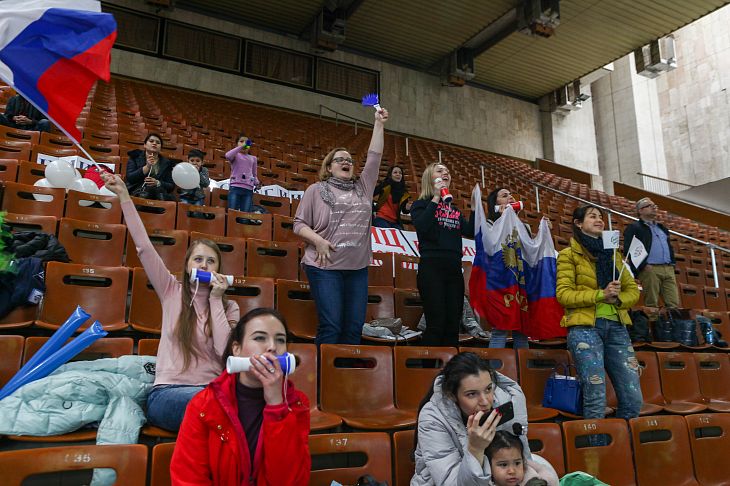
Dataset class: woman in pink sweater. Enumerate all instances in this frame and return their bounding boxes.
[293,107,389,345]
[101,172,240,432]
[225,134,259,213]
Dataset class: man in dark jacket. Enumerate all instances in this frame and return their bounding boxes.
[0,94,51,132]
[623,197,680,309]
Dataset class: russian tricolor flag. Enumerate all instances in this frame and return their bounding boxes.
[469,184,565,340]
[0,0,117,141]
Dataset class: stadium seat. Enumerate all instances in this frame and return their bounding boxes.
[0,300,38,330]
[701,310,730,345]
[0,444,148,485]
[58,218,126,266]
[288,343,342,431]
[125,229,189,273]
[175,203,225,236]
[320,344,416,429]
[0,159,18,181]
[0,125,40,145]
[23,336,134,364]
[276,279,318,340]
[65,190,122,224]
[703,286,728,312]
[634,351,668,415]
[253,193,290,216]
[150,442,175,486]
[679,283,706,310]
[369,252,394,287]
[685,413,730,486]
[562,419,636,486]
[393,346,456,412]
[190,231,246,276]
[224,276,275,317]
[517,349,567,421]
[130,196,177,230]
[693,352,730,412]
[309,432,392,486]
[2,211,57,235]
[394,254,419,289]
[393,429,416,486]
[1,180,65,218]
[527,422,566,478]
[393,288,423,330]
[36,262,129,332]
[129,268,175,334]
[246,239,299,280]
[365,286,395,321]
[459,347,519,382]
[16,160,45,184]
[138,338,160,356]
[272,214,298,242]
[0,335,23,388]
[226,210,272,240]
[656,351,709,414]
[629,415,699,486]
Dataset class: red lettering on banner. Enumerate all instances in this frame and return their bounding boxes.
[462,246,476,257]
[371,227,406,252]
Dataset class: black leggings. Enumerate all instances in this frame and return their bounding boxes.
[417,257,464,347]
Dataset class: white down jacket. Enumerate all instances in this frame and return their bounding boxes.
[411,372,531,486]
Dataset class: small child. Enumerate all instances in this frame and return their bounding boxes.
[178,149,210,206]
[485,431,559,486]
[225,134,259,213]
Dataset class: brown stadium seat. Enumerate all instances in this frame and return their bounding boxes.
[175,202,225,236]
[393,346,456,412]
[309,432,392,486]
[685,413,730,486]
[65,189,122,224]
[288,343,342,431]
[459,347,519,382]
[57,218,126,266]
[656,351,709,414]
[1,180,65,218]
[247,239,299,280]
[125,228,189,273]
[226,210,272,240]
[517,349,568,421]
[527,422,566,478]
[276,279,318,340]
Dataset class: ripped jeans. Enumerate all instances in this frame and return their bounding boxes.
[568,318,643,420]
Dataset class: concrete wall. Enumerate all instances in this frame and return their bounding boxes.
[106,0,544,161]
[654,4,730,186]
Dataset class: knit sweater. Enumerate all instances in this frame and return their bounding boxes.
[122,200,240,385]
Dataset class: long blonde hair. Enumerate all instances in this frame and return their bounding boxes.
[318,146,350,181]
[178,239,229,371]
[419,162,448,200]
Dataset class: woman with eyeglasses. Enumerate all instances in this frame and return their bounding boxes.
[293,107,389,345]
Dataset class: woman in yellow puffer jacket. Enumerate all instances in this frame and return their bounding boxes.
[556,205,643,425]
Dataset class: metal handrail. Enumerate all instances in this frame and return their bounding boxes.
[474,157,729,287]
[319,105,373,135]
[636,172,693,188]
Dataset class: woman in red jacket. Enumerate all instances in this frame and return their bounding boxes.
[170,308,311,485]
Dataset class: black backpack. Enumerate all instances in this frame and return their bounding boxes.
[628,310,652,343]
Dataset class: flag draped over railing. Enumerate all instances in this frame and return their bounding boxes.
[469,184,565,339]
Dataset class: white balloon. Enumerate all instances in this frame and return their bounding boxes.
[45,160,77,188]
[33,178,54,202]
[99,186,117,197]
[68,178,101,195]
[172,162,201,190]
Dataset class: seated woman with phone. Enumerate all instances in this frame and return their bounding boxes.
[101,172,240,432]
[412,352,557,485]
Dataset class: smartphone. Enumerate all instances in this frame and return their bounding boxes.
[479,401,515,427]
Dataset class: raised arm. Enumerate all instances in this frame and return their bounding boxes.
[359,108,389,192]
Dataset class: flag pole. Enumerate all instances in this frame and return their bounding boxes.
[0,75,103,171]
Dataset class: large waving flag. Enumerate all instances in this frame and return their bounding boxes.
[0,0,117,142]
[469,185,565,339]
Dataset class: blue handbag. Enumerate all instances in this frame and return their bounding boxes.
[542,363,583,415]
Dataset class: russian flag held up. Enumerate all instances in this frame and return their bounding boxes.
[0,0,117,141]
[469,184,565,340]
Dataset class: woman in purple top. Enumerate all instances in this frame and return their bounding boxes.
[225,134,260,213]
[293,107,389,345]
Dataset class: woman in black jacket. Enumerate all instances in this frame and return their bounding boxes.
[125,133,175,201]
[410,162,474,347]
[373,165,411,229]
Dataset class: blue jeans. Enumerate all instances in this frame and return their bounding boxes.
[568,319,643,420]
[489,329,529,349]
[304,265,368,345]
[147,384,205,431]
[179,195,204,206]
[373,217,403,230]
[228,186,253,213]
